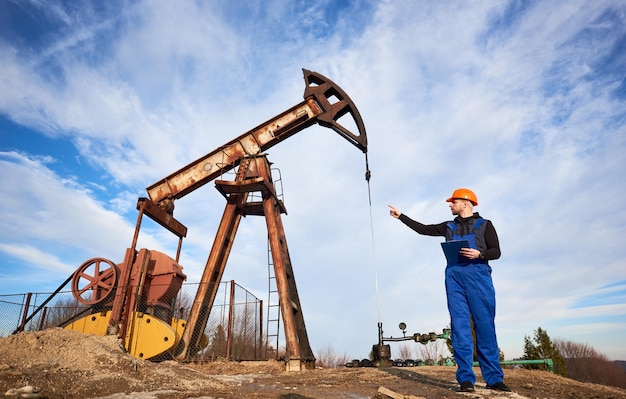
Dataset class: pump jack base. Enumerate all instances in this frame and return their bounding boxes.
[285,358,316,372]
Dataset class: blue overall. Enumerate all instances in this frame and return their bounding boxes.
[445,218,503,385]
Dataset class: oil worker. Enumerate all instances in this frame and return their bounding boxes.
[388,188,510,393]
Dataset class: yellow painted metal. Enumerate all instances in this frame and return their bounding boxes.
[65,310,179,360]
[171,318,209,351]
[125,312,176,359]
[64,311,109,336]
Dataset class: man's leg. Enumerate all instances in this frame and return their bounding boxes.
[445,266,475,385]
[466,264,504,385]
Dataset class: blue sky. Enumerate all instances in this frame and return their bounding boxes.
[1,0,625,362]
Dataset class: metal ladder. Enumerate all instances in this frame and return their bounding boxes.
[265,237,281,360]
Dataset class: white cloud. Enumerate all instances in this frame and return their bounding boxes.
[0,243,73,274]
[1,0,625,360]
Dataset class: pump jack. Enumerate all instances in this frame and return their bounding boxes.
[58,69,368,371]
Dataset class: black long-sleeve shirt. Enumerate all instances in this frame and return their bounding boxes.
[398,212,501,261]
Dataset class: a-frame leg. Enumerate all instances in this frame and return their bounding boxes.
[175,189,247,360]
[176,155,315,370]
[263,193,315,370]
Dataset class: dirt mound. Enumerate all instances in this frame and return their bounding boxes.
[1,328,625,399]
[0,328,228,398]
[2,328,127,371]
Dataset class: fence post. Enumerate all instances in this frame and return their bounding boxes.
[259,299,264,360]
[226,280,235,360]
[38,306,49,331]
[17,293,33,333]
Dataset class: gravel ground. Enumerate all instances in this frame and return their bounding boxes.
[1,329,625,399]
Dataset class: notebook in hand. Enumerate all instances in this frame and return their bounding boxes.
[440,240,470,264]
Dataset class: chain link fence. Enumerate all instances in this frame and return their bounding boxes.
[0,280,272,362]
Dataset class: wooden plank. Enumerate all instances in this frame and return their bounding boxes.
[377,386,426,399]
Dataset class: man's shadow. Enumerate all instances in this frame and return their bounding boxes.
[380,367,458,391]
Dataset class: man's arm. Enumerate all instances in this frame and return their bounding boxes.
[399,215,447,236]
[483,221,501,260]
[388,205,446,236]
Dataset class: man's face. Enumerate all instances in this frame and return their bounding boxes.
[449,199,467,215]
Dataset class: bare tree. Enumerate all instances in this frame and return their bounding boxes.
[206,324,228,359]
[417,341,452,364]
[171,289,194,320]
[396,343,413,360]
[40,295,90,329]
[230,301,262,360]
[316,344,350,368]
[554,338,626,388]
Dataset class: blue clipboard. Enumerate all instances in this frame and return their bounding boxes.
[441,240,470,264]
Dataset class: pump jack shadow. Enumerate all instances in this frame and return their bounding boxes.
[381,367,458,391]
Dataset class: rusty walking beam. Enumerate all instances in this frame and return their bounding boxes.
[145,69,367,209]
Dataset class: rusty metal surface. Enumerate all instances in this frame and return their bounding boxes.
[146,69,367,206]
[70,258,118,306]
[254,155,313,364]
[175,155,315,366]
[302,69,367,151]
[137,198,187,238]
[96,69,368,364]
[107,248,136,335]
[174,180,248,360]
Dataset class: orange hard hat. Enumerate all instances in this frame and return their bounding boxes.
[446,188,478,206]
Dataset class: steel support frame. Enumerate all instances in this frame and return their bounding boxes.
[175,154,315,370]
